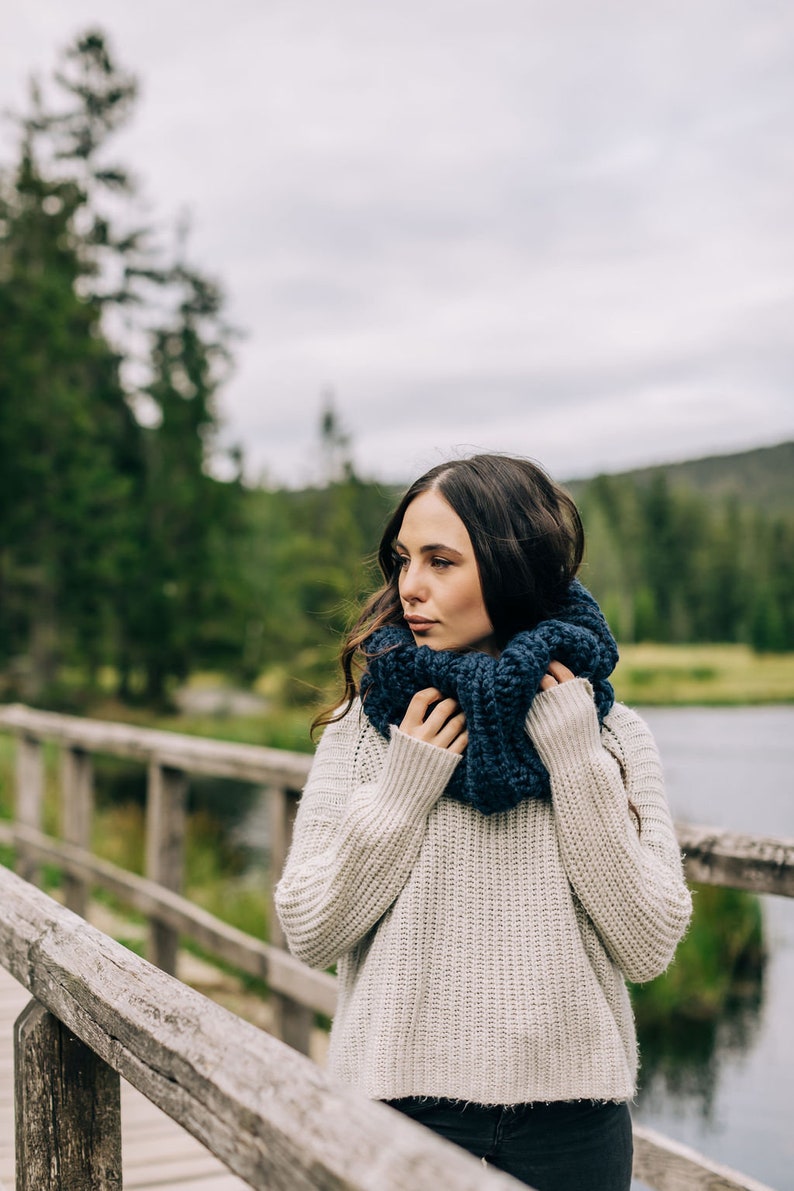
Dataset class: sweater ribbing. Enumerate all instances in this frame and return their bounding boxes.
[274,680,691,1105]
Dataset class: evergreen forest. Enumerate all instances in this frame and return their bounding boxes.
[1,32,792,715]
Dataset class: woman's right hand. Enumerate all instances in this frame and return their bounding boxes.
[399,687,468,755]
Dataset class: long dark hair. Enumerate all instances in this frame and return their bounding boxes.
[313,454,584,733]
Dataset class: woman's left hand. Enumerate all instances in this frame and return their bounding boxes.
[539,660,576,692]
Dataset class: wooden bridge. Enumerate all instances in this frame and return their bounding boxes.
[0,703,790,1191]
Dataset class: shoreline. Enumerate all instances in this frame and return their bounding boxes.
[612,642,794,707]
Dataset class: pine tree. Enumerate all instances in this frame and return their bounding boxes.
[1,30,244,703]
[0,137,134,698]
[123,263,242,700]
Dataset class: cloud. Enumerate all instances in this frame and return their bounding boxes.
[3,0,794,485]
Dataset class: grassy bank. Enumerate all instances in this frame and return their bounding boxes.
[612,643,794,706]
[98,644,794,748]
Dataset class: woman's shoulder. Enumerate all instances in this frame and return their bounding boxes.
[314,698,388,762]
[316,697,372,739]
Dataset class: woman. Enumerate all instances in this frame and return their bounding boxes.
[275,454,691,1190]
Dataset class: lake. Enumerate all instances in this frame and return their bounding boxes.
[632,706,794,1191]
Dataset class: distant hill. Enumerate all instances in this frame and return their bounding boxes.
[568,440,794,517]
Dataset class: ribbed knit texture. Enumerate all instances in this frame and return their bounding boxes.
[275,679,691,1106]
[359,579,619,813]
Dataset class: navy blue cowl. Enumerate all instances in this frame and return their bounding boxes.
[359,580,619,815]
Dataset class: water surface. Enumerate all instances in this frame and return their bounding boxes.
[632,706,794,1191]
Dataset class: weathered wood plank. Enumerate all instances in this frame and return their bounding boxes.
[60,745,94,918]
[14,734,44,885]
[267,785,299,950]
[126,1175,249,1191]
[0,926,777,1191]
[0,703,311,787]
[633,1124,775,1191]
[146,762,188,973]
[678,823,794,898]
[0,866,522,1191]
[268,784,314,1054]
[0,964,250,1191]
[5,823,338,1017]
[15,998,122,1189]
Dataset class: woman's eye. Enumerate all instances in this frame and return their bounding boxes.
[394,553,409,569]
[431,557,452,569]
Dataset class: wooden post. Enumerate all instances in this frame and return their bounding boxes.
[145,759,188,974]
[267,784,314,1054]
[14,999,122,1190]
[15,734,45,884]
[632,1124,777,1191]
[60,746,94,918]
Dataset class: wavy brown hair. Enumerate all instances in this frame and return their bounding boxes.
[312,454,584,734]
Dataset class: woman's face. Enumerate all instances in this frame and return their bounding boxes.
[394,489,498,655]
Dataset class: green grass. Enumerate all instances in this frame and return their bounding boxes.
[613,643,794,705]
[631,884,765,1020]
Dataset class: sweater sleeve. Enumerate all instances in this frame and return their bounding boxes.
[274,707,460,970]
[526,679,692,983]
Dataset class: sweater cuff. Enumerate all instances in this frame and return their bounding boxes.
[379,726,461,819]
[525,677,601,771]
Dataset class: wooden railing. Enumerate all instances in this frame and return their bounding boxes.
[1,703,788,1191]
[1,864,522,1190]
[0,702,325,1052]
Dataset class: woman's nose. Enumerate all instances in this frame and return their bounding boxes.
[399,562,425,602]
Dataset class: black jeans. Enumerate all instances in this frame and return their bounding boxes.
[386,1097,633,1191]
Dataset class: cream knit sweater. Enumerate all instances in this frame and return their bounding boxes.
[274,677,691,1106]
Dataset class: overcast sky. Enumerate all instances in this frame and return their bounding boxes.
[3,1,793,486]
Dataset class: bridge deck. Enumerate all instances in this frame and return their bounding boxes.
[0,964,249,1190]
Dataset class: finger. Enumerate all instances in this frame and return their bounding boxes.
[547,660,576,683]
[432,709,467,749]
[399,694,465,750]
[401,688,444,731]
[447,728,468,756]
[422,697,462,734]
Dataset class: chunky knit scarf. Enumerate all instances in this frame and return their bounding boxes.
[359,580,619,815]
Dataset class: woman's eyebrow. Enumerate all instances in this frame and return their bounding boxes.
[393,538,464,558]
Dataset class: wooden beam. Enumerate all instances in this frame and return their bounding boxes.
[15,734,44,885]
[633,1124,775,1191]
[59,746,94,918]
[0,703,311,787]
[0,865,523,1191]
[678,823,794,898]
[145,761,188,974]
[8,823,338,1017]
[268,784,314,1054]
[14,998,122,1190]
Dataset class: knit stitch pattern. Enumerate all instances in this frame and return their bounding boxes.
[360,579,619,813]
[275,682,692,1106]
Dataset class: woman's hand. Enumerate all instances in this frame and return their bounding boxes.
[399,687,468,755]
[539,660,576,692]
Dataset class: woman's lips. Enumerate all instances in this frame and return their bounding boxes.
[405,616,435,631]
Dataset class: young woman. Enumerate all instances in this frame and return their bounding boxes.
[275,454,691,1191]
